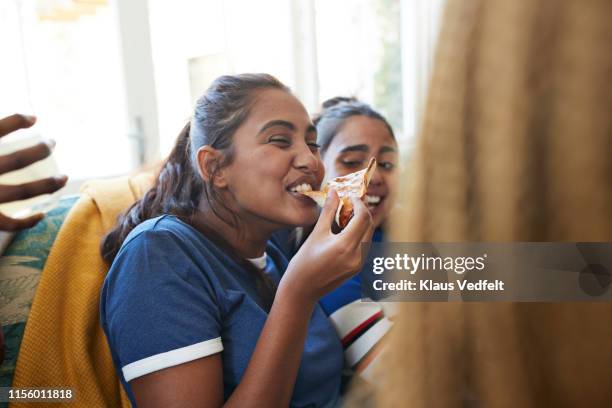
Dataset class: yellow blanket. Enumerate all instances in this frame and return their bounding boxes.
[11,173,154,408]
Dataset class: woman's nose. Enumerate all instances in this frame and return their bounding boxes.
[293,145,319,173]
[369,167,384,186]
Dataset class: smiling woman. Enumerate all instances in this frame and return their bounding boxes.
[315,97,398,228]
[218,96,324,230]
[255,117,321,208]
[99,73,374,408]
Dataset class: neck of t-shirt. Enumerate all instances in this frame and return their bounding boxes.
[246,252,268,270]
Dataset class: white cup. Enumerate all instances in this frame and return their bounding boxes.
[0,131,61,217]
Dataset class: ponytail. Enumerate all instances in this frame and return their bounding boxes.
[101,123,201,263]
[101,122,276,308]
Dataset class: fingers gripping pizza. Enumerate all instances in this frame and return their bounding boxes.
[302,158,377,228]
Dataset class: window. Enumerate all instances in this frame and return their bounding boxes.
[314,0,403,138]
[1,0,133,180]
[3,0,446,182]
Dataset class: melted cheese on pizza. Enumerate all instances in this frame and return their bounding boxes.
[302,157,377,228]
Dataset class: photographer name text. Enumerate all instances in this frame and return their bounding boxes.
[373,279,505,292]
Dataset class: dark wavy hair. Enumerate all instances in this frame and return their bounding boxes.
[313,96,395,155]
[101,73,289,308]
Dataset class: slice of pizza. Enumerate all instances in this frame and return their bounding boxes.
[302,157,377,228]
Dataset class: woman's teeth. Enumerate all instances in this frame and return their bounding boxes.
[365,195,382,210]
[365,194,381,204]
[290,183,313,193]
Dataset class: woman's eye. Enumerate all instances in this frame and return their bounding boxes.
[379,161,395,170]
[341,160,364,168]
[269,136,291,146]
[307,142,321,152]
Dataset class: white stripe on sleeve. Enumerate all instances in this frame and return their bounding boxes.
[344,318,393,367]
[122,337,223,382]
[329,299,382,338]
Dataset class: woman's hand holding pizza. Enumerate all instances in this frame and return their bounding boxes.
[280,188,374,305]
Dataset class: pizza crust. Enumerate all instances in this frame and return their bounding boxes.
[302,157,377,228]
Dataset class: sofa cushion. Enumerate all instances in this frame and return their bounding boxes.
[0,196,78,395]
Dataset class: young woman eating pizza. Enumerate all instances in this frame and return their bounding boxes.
[99,74,374,408]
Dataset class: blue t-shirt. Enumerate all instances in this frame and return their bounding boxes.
[100,215,342,407]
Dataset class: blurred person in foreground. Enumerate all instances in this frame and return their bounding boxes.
[359,0,612,407]
[0,113,68,364]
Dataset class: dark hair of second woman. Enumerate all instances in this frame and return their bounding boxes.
[101,73,288,306]
[313,96,396,155]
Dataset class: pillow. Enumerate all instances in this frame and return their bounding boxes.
[0,196,78,395]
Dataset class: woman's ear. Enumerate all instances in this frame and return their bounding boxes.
[196,146,228,188]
